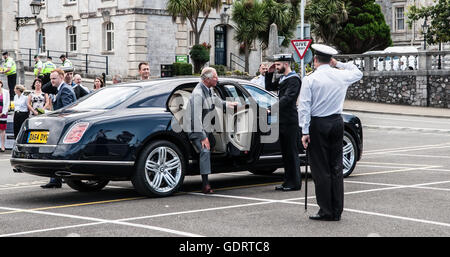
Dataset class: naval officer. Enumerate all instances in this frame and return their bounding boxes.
[265,54,302,191]
[298,44,363,221]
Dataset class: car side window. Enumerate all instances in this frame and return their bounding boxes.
[129,93,171,108]
[243,85,277,109]
[222,85,249,105]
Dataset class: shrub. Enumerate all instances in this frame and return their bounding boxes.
[173,63,193,76]
[210,65,227,76]
[189,44,210,73]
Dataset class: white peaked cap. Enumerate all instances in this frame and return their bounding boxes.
[311,44,338,57]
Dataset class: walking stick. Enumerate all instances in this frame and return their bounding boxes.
[304,148,308,211]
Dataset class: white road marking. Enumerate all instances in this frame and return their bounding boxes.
[2,178,450,236]
[350,165,440,177]
[364,143,450,154]
[389,153,450,159]
[365,145,450,156]
[0,206,203,237]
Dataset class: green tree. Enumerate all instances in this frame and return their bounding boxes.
[166,0,222,45]
[305,0,349,45]
[190,44,210,74]
[232,0,268,72]
[407,0,450,45]
[258,0,301,48]
[333,0,392,54]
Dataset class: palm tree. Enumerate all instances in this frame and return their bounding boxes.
[257,0,301,48]
[232,0,268,72]
[166,0,223,45]
[305,0,348,45]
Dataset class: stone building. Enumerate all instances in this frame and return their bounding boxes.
[375,0,448,50]
[11,0,262,79]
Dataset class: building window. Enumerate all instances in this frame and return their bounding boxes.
[396,7,405,31]
[189,31,195,46]
[37,29,46,53]
[67,26,77,52]
[104,22,115,52]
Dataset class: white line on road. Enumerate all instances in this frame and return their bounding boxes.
[364,143,450,154]
[0,206,203,237]
[350,165,440,177]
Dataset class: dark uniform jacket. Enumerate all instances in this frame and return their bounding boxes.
[265,72,302,125]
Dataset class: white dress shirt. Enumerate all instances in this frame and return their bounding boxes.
[298,62,363,134]
[250,75,265,88]
[14,94,29,112]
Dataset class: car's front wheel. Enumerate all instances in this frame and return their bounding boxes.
[343,131,358,177]
[132,140,185,197]
[65,179,110,192]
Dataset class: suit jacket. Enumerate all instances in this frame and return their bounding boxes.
[265,72,302,125]
[53,83,76,110]
[1,88,10,116]
[186,82,226,143]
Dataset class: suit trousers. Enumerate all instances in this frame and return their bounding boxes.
[309,114,344,218]
[191,136,212,175]
[279,123,301,188]
[7,74,17,101]
[13,111,29,139]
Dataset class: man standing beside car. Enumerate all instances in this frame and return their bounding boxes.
[41,68,77,189]
[265,54,302,192]
[187,67,237,194]
[298,44,363,221]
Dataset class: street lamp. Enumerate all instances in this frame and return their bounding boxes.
[15,0,43,31]
[421,18,429,50]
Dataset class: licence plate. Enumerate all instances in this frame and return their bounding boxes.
[27,131,49,144]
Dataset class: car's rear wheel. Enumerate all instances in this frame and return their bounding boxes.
[65,179,110,192]
[343,131,357,177]
[249,168,277,175]
[132,140,185,197]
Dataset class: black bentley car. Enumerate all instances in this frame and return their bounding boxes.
[11,78,363,197]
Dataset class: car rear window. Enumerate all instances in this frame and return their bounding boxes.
[70,86,140,110]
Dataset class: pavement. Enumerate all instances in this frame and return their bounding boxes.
[344,100,450,118]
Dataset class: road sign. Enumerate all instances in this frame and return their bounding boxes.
[291,39,312,60]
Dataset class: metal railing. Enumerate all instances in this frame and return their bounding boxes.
[20,48,109,75]
[230,52,245,72]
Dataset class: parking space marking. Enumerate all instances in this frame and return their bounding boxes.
[359,161,431,167]
[364,143,450,154]
[350,165,440,177]
[365,145,450,156]
[0,197,146,215]
[2,177,450,236]
[0,206,203,237]
[389,153,450,159]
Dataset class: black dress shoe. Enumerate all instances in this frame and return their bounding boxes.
[275,185,301,191]
[40,183,62,189]
[309,214,339,221]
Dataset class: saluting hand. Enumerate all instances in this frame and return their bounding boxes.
[330,58,338,68]
[302,135,310,149]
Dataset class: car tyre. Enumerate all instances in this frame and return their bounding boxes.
[65,179,110,192]
[132,140,186,197]
[343,131,358,178]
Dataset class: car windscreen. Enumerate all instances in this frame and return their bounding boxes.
[70,86,141,110]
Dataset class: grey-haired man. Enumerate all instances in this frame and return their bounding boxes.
[187,67,237,194]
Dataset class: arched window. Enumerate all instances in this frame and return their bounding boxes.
[104,22,114,52]
[67,26,77,52]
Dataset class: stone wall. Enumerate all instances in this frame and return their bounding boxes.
[346,72,449,108]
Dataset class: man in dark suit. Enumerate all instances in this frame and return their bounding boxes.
[41,68,77,189]
[265,54,302,191]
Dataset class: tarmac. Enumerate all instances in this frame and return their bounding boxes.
[344,100,450,119]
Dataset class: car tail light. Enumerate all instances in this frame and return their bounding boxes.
[63,122,89,144]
